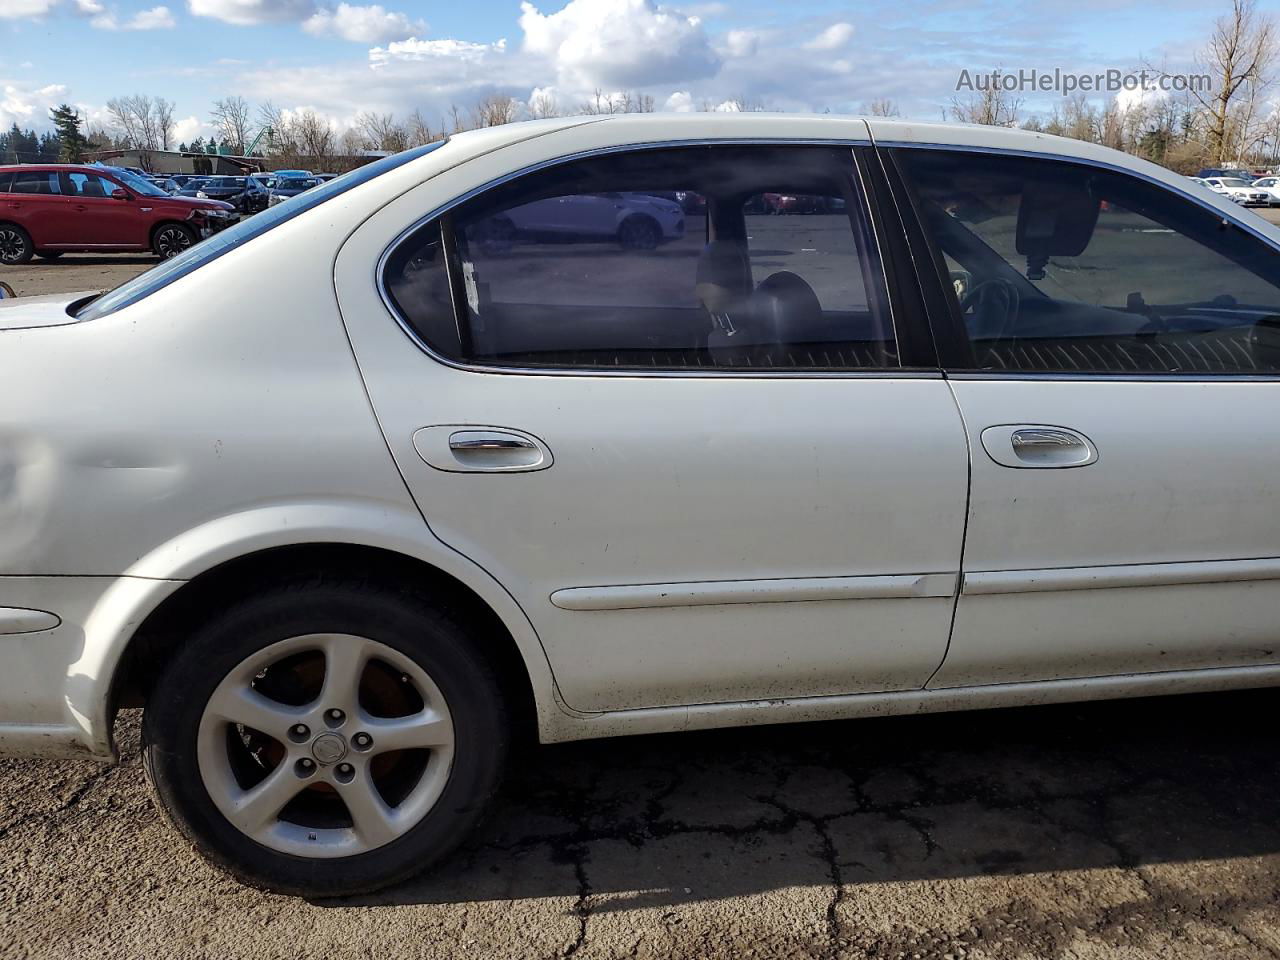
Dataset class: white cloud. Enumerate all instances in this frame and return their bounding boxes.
[303,3,424,44]
[0,82,67,129]
[369,37,507,68]
[804,22,854,51]
[73,0,105,13]
[519,0,719,89]
[723,28,756,58]
[92,4,176,28]
[0,0,59,17]
[173,115,205,143]
[664,90,694,112]
[187,0,314,25]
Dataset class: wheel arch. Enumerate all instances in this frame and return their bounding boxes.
[76,504,563,758]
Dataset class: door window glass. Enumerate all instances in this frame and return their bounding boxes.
[62,173,117,198]
[385,146,897,371]
[11,171,60,195]
[899,148,1280,374]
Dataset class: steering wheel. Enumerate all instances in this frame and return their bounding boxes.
[959,277,1021,349]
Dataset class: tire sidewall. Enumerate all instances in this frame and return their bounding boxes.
[0,224,33,265]
[143,585,507,897]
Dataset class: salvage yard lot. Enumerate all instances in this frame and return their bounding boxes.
[6,209,1280,960]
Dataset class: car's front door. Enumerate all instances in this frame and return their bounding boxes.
[891,143,1280,688]
[337,141,971,712]
[59,172,133,245]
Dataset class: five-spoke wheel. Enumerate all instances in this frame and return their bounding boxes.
[197,633,455,857]
[142,580,508,896]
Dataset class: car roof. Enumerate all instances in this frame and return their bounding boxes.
[0,163,124,174]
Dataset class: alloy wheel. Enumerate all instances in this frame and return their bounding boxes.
[0,228,28,264]
[155,226,193,259]
[196,633,456,858]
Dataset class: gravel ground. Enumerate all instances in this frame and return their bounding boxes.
[5,210,1280,959]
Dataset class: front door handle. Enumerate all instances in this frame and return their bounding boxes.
[412,425,553,473]
[448,432,536,453]
[980,424,1098,469]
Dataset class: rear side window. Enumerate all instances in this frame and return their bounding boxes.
[384,145,897,371]
[0,173,12,193]
[11,171,60,195]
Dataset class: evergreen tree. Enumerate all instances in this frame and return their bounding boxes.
[49,104,94,162]
[189,135,205,154]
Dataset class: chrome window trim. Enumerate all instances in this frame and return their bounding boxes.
[373,137,934,380]
[880,139,1280,383]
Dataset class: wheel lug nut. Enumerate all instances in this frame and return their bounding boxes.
[294,758,315,778]
[353,733,372,749]
[326,708,345,726]
[335,762,355,783]
[288,724,310,743]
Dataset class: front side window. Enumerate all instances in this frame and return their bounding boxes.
[898,148,1280,374]
[385,145,896,371]
[62,172,117,198]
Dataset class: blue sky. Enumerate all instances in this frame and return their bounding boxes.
[0,0,1223,143]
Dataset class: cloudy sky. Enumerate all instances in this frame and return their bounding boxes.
[0,0,1216,143]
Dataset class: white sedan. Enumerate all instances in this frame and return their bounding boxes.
[1250,176,1280,206]
[1202,176,1271,205]
[4,114,1280,897]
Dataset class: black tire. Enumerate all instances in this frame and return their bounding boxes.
[618,215,661,250]
[0,224,33,265]
[142,579,509,897]
[34,250,64,261]
[152,222,196,260]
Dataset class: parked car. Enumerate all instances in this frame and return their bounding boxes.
[190,175,270,214]
[8,115,1280,898]
[162,174,206,194]
[1202,176,1270,205]
[267,176,322,206]
[1249,176,1280,206]
[476,190,685,249]
[1196,167,1255,181]
[0,164,237,263]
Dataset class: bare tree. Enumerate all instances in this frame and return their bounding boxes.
[356,111,409,151]
[406,108,437,146]
[864,98,901,117]
[471,95,519,128]
[154,97,176,150]
[211,96,253,155]
[1193,0,1277,162]
[947,83,1022,127]
[530,91,559,119]
[294,110,335,160]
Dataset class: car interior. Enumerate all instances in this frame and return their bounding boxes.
[898,150,1280,374]
[385,146,899,370]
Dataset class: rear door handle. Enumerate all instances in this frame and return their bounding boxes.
[412,425,553,473]
[980,424,1098,468]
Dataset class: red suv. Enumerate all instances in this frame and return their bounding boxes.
[0,164,238,265]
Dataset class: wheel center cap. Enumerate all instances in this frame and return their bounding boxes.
[311,732,347,765]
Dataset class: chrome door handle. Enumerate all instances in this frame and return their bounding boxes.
[981,424,1098,468]
[448,432,536,453]
[412,426,553,473]
[1011,428,1082,450]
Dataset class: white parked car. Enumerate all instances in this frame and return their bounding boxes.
[1202,176,1270,205]
[5,114,1280,897]
[479,191,685,250]
[1250,176,1280,206]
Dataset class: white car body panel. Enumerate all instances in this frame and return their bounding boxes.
[3,114,1280,760]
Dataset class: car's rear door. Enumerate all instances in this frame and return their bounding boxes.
[883,135,1280,688]
[336,136,971,713]
[7,170,69,246]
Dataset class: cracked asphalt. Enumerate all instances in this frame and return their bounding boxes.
[4,690,1280,959]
